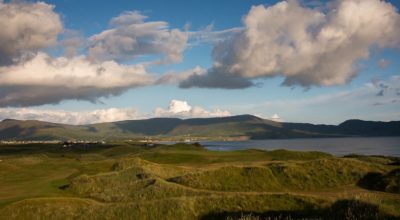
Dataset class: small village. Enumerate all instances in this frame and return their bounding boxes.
[0,140,106,147]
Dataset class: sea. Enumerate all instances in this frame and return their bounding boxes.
[199,137,400,157]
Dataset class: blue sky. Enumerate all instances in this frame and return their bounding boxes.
[0,0,399,124]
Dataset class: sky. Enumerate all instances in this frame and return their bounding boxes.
[0,0,400,125]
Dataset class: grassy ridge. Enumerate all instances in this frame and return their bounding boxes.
[169,158,385,191]
[0,142,399,219]
[0,195,326,220]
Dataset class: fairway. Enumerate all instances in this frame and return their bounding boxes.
[0,142,399,219]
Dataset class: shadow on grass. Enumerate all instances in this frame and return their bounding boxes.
[58,184,69,190]
[358,172,384,190]
[200,199,397,220]
[358,169,400,194]
[0,143,122,156]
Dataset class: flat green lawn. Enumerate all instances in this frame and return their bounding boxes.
[0,142,399,219]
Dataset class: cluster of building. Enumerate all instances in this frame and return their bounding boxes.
[0,140,61,144]
[61,140,106,148]
[0,140,106,148]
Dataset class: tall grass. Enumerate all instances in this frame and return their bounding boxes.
[169,158,385,191]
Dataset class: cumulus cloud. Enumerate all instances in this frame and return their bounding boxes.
[154,100,231,118]
[0,107,141,125]
[0,3,174,107]
[4,0,399,109]
[0,4,190,107]
[0,52,154,107]
[88,11,189,64]
[0,1,62,65]
[270,114,282,122]
[0,100,232,124]
[180,0,400,88]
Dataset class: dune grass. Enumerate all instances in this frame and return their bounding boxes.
[0,194,326,220]
[0,142,399,219]
[168,158,386,192]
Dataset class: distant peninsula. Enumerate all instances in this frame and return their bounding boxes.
[1,115,400,141]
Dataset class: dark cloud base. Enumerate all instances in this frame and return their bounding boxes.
[0,86,129,107]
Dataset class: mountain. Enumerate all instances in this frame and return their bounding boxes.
[0,115,399,141]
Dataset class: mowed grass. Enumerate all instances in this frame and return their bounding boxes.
[138,146,333,166]
[0,154,115,208]
[0,142,399,219]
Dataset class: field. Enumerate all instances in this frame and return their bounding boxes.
[0,142,399,219]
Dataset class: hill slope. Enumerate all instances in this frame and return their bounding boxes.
[0,115,399,140]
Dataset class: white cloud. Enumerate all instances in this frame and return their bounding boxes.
[0,1,62,65]
[0,5,192,107]
[181,0,400,88]
[2,0,399,111]
[0,2,157,107]
[88,11,189,64]
[270,114,282,122]
[154,100,231,118]
[168,100,192,113]
[0,107,142,125]
[0,100,232,124]
[0,52,154,107]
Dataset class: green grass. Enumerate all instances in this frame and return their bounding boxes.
[137,145,332,165]
[0,142,399,219]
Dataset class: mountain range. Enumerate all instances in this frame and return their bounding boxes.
[1,115,400,141]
